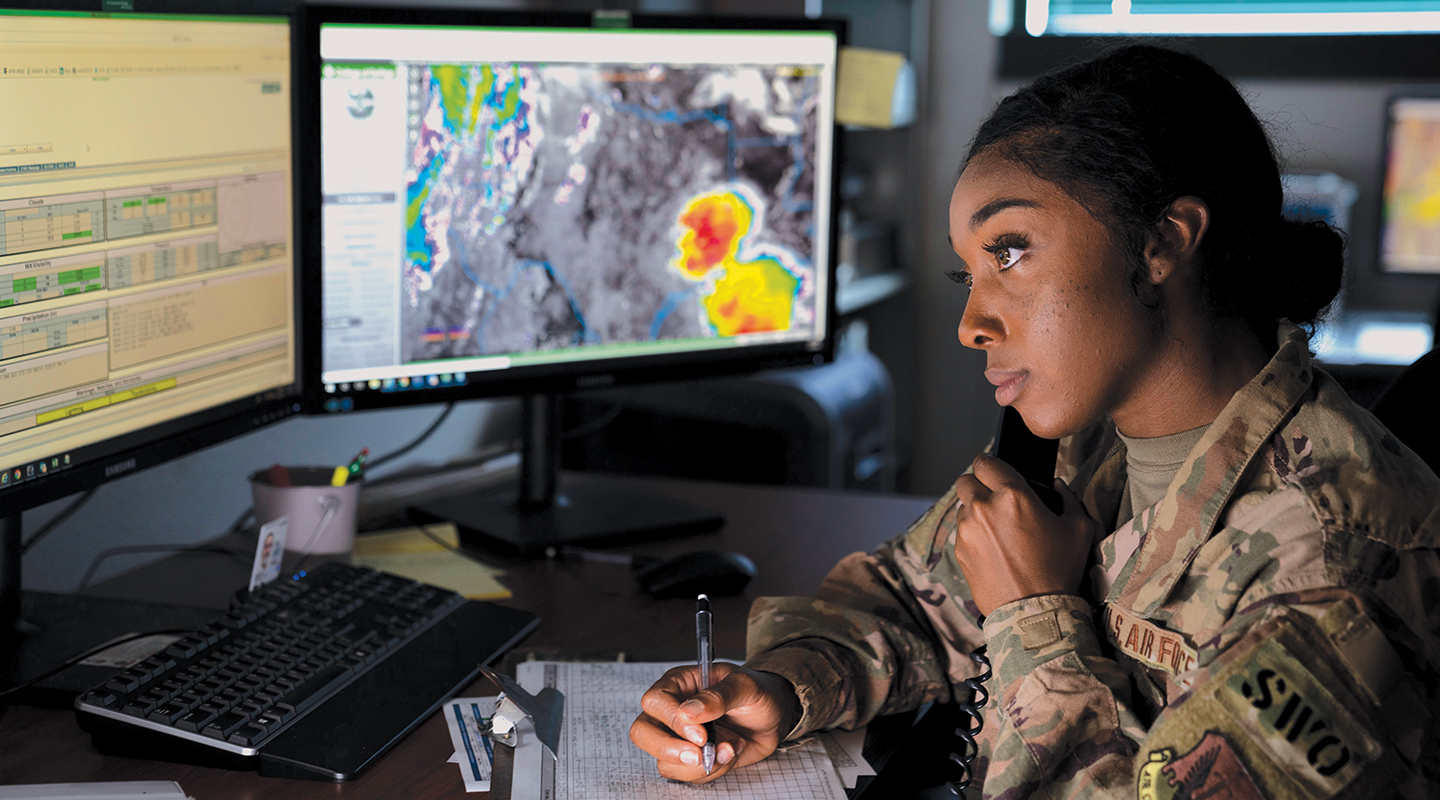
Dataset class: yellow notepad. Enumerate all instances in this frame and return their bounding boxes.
[352,523,511,600]
[836,46,907,129]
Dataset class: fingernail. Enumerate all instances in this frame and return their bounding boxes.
[718,744,734,765]
[685,726,706,745]
[681,750,699,766]
[679,699,703,715]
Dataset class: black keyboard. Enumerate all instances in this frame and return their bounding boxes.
[74,562,538,781]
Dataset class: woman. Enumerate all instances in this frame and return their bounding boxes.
[630,45,1440,797]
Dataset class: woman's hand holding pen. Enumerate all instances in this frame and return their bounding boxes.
[952,454,1100,616]
[630,664,801,783]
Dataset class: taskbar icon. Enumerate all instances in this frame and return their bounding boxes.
[2,453,74,489]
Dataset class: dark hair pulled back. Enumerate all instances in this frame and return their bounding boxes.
[964,44,1343,335]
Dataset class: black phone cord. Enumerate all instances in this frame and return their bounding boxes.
[945,643,991,798]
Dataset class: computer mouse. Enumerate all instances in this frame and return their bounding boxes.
[633,550,757,599]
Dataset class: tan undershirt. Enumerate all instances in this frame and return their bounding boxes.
[1116,424,1210,526]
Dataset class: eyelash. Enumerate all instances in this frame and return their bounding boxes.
[946,234,1030,289]
[983,234,1029,270]
[946,269,971,288]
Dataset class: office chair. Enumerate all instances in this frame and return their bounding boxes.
[1370,347,1439,474]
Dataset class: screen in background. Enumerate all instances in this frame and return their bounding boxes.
[317,23,836,400]
[1382,97,1440,275]
[0,11,297,493]
[1013,0,1440,37]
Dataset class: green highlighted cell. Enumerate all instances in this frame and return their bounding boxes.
[57,267,99,284]
[122,200,142,208]
[3,259,104,307]
[61,230,92,240]
[147,197,166,205]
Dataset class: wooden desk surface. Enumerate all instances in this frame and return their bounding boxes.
[0,476,934,798]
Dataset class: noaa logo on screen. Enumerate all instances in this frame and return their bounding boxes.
[348,88,375,119]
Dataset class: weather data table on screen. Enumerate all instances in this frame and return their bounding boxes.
[0,12,296,483]
[318,25,836,389]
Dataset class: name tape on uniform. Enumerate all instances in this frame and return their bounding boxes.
[1103,605,1197,676]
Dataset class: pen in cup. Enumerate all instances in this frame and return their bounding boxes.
[346,447,369,479]
[695,593,715,775]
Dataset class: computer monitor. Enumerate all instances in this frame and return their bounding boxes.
[0,3,301,684]
[1381,95,1440,275]
[300,7,842,554]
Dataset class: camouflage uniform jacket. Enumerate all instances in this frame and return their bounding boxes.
[745,324,1440,798]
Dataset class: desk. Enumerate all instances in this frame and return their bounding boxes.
[0,476,934,798]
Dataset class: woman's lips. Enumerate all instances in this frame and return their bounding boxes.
[985,369,1029,406]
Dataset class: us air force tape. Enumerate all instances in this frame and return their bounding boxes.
[1103,605,1198,677]
[1135,606,1401,799]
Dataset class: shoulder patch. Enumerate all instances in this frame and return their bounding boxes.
[1216,637,1379,794]
[1138,731,1264,800]
[1137,607,1400,799]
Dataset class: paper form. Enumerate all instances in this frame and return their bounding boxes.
[516,661,846,800]
[814,728,874,789]
[442,696,498,792]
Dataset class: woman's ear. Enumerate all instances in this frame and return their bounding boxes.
[1143,195,1210,288]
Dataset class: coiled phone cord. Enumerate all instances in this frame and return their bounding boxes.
[945,642,992,798]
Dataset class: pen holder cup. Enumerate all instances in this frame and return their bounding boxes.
[249,467,361,556]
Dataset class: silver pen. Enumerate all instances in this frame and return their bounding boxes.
[695,593,716,775]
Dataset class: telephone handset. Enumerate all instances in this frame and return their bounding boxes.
[944,407,1062,798]
[992,406,1063,515]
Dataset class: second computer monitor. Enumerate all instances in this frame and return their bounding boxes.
[305,8,841,410]
[1381,95,1440,275]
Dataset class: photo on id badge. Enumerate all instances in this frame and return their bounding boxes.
[250,516,290,591]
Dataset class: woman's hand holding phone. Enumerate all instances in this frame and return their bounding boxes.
[951,453,1099,616]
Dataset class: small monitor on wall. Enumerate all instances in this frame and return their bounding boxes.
[1381,95,1440,274]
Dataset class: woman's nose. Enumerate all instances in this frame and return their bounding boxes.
[957,286,1003,349]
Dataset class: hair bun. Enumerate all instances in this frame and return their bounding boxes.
[1253,218,1345,327]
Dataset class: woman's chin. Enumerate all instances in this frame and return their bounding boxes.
[1012,404,1085,441]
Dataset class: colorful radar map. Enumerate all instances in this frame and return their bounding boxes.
[1383,100,1440,273]
[401,61,825,362]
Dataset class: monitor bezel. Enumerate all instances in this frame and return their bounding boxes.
[0,0,306,515]
[297,5,845,415]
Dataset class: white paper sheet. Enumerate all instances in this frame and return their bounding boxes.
[814,728,875,788]
[514,661,846,800]
[442,696,498,792]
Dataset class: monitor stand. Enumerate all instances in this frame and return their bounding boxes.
[1,513,217,707]
[412,394,725,558]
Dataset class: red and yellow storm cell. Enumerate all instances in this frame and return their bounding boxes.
[673,190,799,337]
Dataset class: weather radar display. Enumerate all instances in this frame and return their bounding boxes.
[318,24,836,388]
[401,59,825,364]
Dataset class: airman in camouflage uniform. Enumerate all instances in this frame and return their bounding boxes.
[744,323,1440,797]
[629,43,1440,798]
